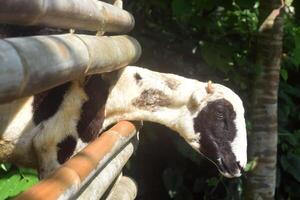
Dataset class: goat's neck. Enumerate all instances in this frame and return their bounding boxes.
[103,66,207,145]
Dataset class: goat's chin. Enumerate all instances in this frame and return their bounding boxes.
[219,170,242,178]
[215,158,243,178]
[210,158,242,178]
[187,142,243,178]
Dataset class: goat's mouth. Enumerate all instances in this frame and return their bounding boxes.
[215,158,243,178]
[197,150,244,178]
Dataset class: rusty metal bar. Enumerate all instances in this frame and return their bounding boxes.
[0,0,134,33]
[105,175,137,200]
[14,121,138,200]
[0,34,141,103]
[76,143,137,200]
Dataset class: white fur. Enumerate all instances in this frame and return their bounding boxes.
[1,66,247,178]
[33,82,88,177]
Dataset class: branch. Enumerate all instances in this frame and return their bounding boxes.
[259,0,285,32]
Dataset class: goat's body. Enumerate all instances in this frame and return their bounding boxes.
[104,67,205,145]
[0,66,247,178]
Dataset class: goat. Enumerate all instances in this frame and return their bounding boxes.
[0,66,247,179]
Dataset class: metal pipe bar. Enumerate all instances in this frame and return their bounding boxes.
[105,175,137,200]
[76,142,137,200]
[14,121,138,200]
[0,0,134,33]
[0,34,141,103]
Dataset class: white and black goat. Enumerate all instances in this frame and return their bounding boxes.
[0,66,247,179]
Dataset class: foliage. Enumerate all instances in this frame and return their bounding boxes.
[276,7,300,198]
[130,0,259,97]
[0,163,38,200]
[127,0,300,199]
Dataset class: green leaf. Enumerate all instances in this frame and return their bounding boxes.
[235,0,257,8]
[206,177,219,187]
[292,48,300,66]
[171,0,192,22]
[201,42,234,72]
[286,0,293,7]
[0,168,38,199]
[279,132,299,147]
[253,64,263,76]
[292,32,300,66]
[280,68,289,81]
[280,153,300,182]
[18,168,38,178]
[219,1,234,9]
[244,158,258,172]
[280,82,300,98]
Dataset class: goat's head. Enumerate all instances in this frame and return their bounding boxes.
[105,67,247,178]
[187,81,247,178]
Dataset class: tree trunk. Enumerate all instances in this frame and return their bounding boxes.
[246,0,283,199]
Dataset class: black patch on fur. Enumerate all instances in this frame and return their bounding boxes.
[33,83,71,125]
[132,89,171,111]
[134,73,142,83]
[77,75,109,142]
[57,135,77,164]
[193,98,239,175]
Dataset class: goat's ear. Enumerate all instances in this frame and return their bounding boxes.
[188,91,202,111]
[205,80,214,94]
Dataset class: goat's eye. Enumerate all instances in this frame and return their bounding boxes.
[215,111,224,120]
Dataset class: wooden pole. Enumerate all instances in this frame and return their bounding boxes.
[0,0,134,33]
[0,34,141,103]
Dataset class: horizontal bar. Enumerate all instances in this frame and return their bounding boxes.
[0,34,141,103]
[0,0,134,33]
[14,121,138,200]
[76,143,137,200]
[105,175,137,200]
